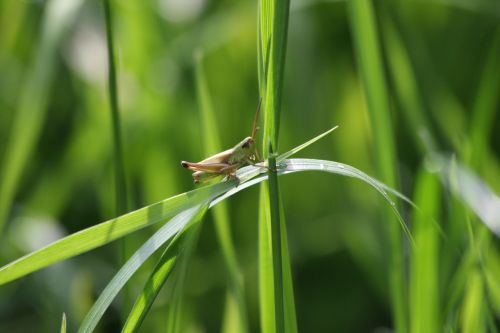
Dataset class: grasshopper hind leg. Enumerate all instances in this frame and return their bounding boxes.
[225,173,240,186]
[192,171,221,184]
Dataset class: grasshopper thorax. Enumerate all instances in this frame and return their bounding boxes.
[227,136,255,164]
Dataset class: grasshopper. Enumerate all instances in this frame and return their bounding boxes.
[181,100,265,184]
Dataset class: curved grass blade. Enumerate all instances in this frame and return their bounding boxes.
[121,232,183,333]
[1,156,413,330]
[78,204,208,333]
[212,158,413,242]
[0,181,235,285]
[1,125,414,331]
[0,127,334,286]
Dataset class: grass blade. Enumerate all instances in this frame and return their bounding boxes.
[102,0,132,316]
[165,221,203,333]
[347,1,407,330]
[258,0,294,331]
[267,152,284,333]
[121,233,182,333]
[60,313,67,333]
[195,53,248,333]
[461,269,487,332]
[103,0,128,216]
[410,169,441,333]
[0,0,85,234]
[278,125,339,161]
[0,181,235,285]
[78,204,208,333]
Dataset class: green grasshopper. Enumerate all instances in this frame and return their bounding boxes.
[181,100,265,184]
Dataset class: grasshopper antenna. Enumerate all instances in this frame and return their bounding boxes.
[251,97,262,139]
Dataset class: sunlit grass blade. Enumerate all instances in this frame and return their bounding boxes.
[0,125,358,288]
[78,204,208,333]
[0,181,235,285]
[211,158,415,239]
[60,313,67,333]
[410,169,441,333]
[461,269,487,332]
[195,53,248,333]
[278,159,413,242]
[102,0,132,316]
[258,0,294,331]
[165,222,202,333]
[266,153,285,333]
[348,0,407,330]
[103,0,128,216]
[484,243,500,314]
[122,228,189,332]
[277,125,339,161]
[0,0,85,234]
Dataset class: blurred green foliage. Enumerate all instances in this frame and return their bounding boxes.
[0,0,499,332]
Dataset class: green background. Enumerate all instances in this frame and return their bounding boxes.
[0,0,499,332]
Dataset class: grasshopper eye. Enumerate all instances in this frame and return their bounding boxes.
[242,138,254,149]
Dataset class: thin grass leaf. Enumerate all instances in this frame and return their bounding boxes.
[348,0,407,330]
[461,269,487,332]
[211,158,414,242]
[0,0,85,234]
[0,181,235,285]
[102,0,132,316]
[78,204,208,333]
[103,0,128,216]
[195,53,248,333]
[121,233,182,333]
[277,125,339,161]
[165,221,202,333]
[484,240,500,313]
[258,0,294,331]
[60,313,67,333]
[410,170,441,333]
[279,159,413,241]
[266,152,284,333]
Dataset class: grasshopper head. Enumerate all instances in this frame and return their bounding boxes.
[241,136,254,151]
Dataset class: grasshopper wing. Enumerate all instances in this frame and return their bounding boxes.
[181,161,232,173]
[199,148,233,164]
